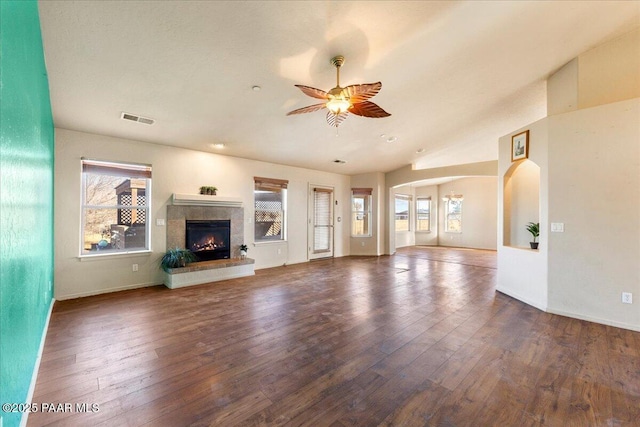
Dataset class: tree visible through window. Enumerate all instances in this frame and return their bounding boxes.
[254,177,288,242]
[81,159,151,255]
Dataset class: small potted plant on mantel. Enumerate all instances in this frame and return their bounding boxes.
[239,244,248,259]
[160,247,197,272]
[199,186,218,196]
[526,222,540,250]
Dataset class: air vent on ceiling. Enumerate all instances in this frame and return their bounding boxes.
[121,112,155,125]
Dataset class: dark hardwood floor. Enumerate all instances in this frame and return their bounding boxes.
[29,247,640,426]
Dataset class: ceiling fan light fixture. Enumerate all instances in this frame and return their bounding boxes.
[326,98,352,114]
[287,54,390,127]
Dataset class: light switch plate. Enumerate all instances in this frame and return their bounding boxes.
[551,222,564,232]
[156,218,165,226]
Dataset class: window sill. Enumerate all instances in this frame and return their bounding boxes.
[351,235,372,238]
[415,231,432,234]
[253,240,287,246]
[78,250,152,261]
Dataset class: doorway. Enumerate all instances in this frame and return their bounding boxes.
[308,185,334,260]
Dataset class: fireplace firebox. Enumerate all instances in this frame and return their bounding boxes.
[185,220,231,261]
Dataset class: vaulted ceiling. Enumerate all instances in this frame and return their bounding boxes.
[38,1,640,175]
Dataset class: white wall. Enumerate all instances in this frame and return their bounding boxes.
[577,28,640,110]
[498,29,640,330]
[438,177,498,250]
[54,128,350,299]
[547,99,640,330]
[497,119,549,311]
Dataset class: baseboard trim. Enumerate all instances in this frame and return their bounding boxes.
[546,307,640,332]
[20,298,55,427]
[495,286,547,312]
[56,281,158,300]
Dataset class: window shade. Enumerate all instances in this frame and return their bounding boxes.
[395,194,412,201]
[352,188,373,196]
[82,159,152,179]
[254,176,288,190]
[313,190,331,252]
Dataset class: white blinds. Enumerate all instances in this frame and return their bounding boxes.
[313,189,332,252]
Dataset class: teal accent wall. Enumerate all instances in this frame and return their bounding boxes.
[0,1,55,426]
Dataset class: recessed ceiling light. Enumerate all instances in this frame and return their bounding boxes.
[333,159,347,164]
[416,148,426,153]
[252,85,262,92]
[379,134,386,138]
[211,143,225,149]
[386,136,397,143]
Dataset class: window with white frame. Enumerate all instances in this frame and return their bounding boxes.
[254,176,288,242]
[81,159,152,255]
[351,188,372,237]
[416,197,431,232]
[395,194,411,231]
[444,195,463,233]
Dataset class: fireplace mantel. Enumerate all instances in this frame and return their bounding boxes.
[172,193,242,207]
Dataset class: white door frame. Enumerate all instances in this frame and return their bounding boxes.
[308,184,334,260]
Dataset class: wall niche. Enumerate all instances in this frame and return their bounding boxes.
[503,160,540,248]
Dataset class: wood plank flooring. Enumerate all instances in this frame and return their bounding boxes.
[29,247,640,426]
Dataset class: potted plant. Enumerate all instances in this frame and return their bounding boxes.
[239,244,248,259]
[199,186,218,196]
[160,247,197,272]
[526,222,540,249]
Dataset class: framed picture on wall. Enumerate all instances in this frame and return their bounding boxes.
[511,130,529,162]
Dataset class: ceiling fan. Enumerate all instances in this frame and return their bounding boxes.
[287,55,391,127]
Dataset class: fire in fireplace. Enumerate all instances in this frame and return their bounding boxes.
[185,220,231,261]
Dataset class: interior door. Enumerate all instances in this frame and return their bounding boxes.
[309,186,334,260]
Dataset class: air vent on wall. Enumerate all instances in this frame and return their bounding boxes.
[121,112,155,125]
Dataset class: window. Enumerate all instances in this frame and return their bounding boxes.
[395,194,411,231]
[254,176,288,242]
[351,188,372,237]
[416,197,431,232]
[444,195,463,233]
[81,159,151,255]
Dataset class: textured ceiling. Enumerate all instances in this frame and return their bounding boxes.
[38,1,640,175]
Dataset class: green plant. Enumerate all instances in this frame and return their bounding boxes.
[240,244,248,252]
[526,222,540,243]
[199,186,218,195]
[160,248,197,272]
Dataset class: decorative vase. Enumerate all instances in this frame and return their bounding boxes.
[240,250,247,259]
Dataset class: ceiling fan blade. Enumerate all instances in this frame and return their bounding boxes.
[349,101,391,118]
[343,82,382,104]
[326,111,348,127]
[286,103,327,116]
[295,85,329,100]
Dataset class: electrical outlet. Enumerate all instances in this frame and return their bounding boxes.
[156,218,165,226]
[361,241,365,247]
[622,292,632,304]
[277,248,281,255]
[132,264,139,272]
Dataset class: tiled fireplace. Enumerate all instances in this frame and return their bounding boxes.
[165,203,254,288]
[166,205,243,258]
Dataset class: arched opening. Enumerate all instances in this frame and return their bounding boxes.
[503,160,540,248]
